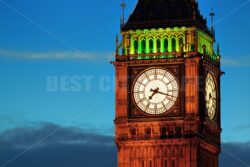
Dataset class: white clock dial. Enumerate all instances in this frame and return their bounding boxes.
[133,68,179,115]
[205,73,217,120]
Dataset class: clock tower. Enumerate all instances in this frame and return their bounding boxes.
[113,0,222,167]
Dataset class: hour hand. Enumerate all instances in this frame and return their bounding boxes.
[149,95,153,100]
[149,88,159,100]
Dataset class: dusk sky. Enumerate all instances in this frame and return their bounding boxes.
[0,0,250,167]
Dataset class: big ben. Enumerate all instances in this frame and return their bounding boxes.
[113,0,222,167]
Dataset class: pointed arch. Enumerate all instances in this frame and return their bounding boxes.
[141,39,146,53]
[171,38,176,52]
[134,40,139,54]
[163,38,169,52]
[155,35,161,40]
[156,38,161,52]
[179,37,184,51]
[148,35,154,40]
[149,39,154,53]
[179,37,184,45]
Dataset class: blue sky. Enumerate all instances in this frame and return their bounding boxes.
[0,0,250,148]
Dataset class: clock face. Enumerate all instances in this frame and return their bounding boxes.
[205,73,217,120]
[133,68,179,115]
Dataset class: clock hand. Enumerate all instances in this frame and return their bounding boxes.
[208,94,217,103]
[149,88,159,100]
[155,90,176,98]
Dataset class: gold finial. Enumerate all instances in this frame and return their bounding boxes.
[217,43,220,56]
[120,0,126,28]
[210,8,215,38]
[115,34,119,54]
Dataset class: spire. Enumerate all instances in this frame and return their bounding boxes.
[120,0,126,28]
[217,43,220,56]
[210,8,215,38]
[115,34,119,55]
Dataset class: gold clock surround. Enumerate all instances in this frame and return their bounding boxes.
[132,68,179,115]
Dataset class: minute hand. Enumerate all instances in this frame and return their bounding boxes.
[156,90,176,98]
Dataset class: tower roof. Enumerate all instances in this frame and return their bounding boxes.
[122,0,210,34]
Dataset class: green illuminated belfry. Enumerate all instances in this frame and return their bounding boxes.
[116,0,220,62]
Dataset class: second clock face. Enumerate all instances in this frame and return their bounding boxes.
[205,73,217,120]
[133,68,179,115]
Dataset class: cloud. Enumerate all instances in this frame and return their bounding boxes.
[0,113,28,134]
[234,124,250,132]
[0,123,116,167]
[0,123,250,167]
[0,123,113,149]
[221,55,250,67]
[220,143,250,167]
[0,49,113,62]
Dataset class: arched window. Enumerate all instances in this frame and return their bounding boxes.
[179,37,184,51]
[164,39,168,52]
[157,39,161,52]
[142,160,144,167]
[191,44,195,51]
[171,159,175,167]
[161,127,167,139]
[202,44,207,54]
[149,39,154,53]
[134,40,138,54]
[172,38,176,52]
[179,37,184,45]
[165,160,168,167]
[146,128,151,135]
[141,40,146,53]
[131,128,136,136]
